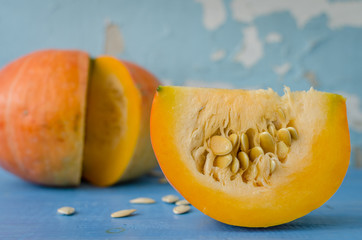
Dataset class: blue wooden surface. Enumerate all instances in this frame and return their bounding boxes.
[0,168,361,239]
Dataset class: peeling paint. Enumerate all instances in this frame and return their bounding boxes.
[160,79,174,86]
[104,21,124,56]
[234,26,263,68]
[230,0,362,29]
[303,71,320,88]
[210,50,226,61]
[273,63,291,76]
[265,32,282,43]
[338,92,362,133]
[196,0,226,31]
[184,79,234,89]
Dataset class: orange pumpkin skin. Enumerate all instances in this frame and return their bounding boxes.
[0,50,89,186]
[150,86,350,227]
[119,61,160,181]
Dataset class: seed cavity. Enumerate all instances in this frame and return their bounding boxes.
[190,107,298,187]
[209,136,232,155]
[176,200,190,206]
[57,207,75,215]
[130,197,156,204]
[162,195,179,203]
[111,209,136,218]
[173,205,191,214]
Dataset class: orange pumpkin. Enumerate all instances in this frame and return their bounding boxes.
[150,86,350,227]
[0,50,159,186]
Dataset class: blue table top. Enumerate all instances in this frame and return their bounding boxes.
[0,167,361,240]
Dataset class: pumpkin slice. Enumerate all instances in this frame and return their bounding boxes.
[82,57,158,186]
[150,86,350,227]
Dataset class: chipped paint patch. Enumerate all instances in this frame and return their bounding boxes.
[273,63,291,76]
[184,79,234,89]
[210,50,226,61]
[338,92,362,133]
[160,79,174,86]
[265,32,282,43]
[303,71,320,88]
[234,26,264,68]
[104,21,124,56]
[196,0,226,31]
[230,0,362,29]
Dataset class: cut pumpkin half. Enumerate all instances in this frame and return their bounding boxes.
[150,86,350,227]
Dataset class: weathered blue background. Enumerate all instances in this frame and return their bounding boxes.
[1,0,361,166]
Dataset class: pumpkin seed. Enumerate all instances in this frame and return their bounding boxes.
[214,154,233,168]
[229,133,238,147]
[270,159,277,173]
[230,157,240,173]
[277,128,292,146]
[260,132,275,153]
[277,108,286,122]
[111,209,136,218]
[267,123,276,137]
[240,133,249,152]
[237,151,249,170]
[158,177,168,184]
[175,200,190,206]
[173,205,191,214]
[287,127,298,140]
[277,141,289,160]
[130,197,155,204]
[162,195,179,203]
[250,147,264,161]
[57,206,75,215]
[209,135,232,155]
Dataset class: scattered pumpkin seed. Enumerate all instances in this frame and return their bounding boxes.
[130,197,155,204]
[57,206,75,215]
[111,209,136,218]
[158,177,168,184]
[162,194,179,203]
[175,200,190,206]
[173,205,191,214]
[209,135,232,155]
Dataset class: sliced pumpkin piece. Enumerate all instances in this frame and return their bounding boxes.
[83,56,158,186]
[150,86,350,227]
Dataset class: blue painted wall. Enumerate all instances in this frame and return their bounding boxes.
[1,0,361,166]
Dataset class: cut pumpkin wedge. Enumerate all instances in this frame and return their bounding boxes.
[150,86,350,227]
